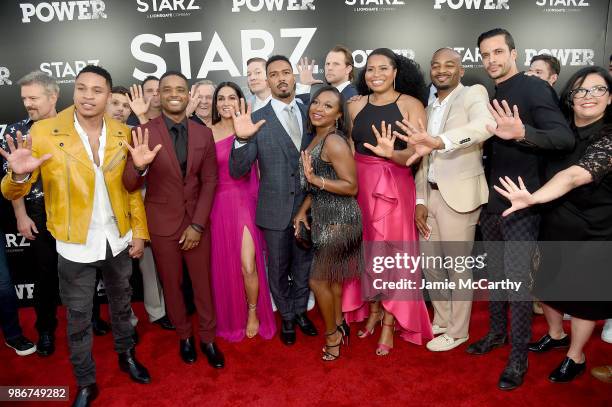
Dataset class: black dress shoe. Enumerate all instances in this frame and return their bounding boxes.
[152,315,175,330]
[92,317,110,336]
[180,337,197,364]
[498,360,528,391]
[36,333,55,357]
[549,356,586,383]
[118,348,151,384]
[528,334,569,353]
[280,319,296,345]
[200,342,225,368]
[72,383,99,407]
[466,333,507,355]
[294,313,318,336]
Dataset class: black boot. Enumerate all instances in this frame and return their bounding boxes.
[36,332,55,357]
[118,348,151,384]
[72,383,99,407]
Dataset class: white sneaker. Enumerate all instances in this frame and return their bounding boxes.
[432,324,447,335]
[426,334,469,352]
[602,319,612,344]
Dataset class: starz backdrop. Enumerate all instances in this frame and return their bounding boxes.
[0,0,609,305]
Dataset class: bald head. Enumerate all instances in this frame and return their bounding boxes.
[432,48,462,66]
[430,48,464,97]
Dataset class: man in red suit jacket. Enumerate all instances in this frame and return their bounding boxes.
[123,71,224,368]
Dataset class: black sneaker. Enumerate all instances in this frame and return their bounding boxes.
[5,335,37,356]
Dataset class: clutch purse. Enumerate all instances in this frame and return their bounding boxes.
[295,215,312,250]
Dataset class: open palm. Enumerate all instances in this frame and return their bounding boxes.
[230,98,266,139]
[363,121,395,158]
[493,176,536,217]
[0,131,51,175]
[128,84,150,118]
[126,127,162,169]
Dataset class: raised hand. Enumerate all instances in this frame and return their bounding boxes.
[297,57,324,86]
[493,176,536,217]
[487,99,524,141]
[394,118,441,166]
[126,127,162,170]
[229,98,266,140]
[301,150,316,183]
[363,121,395,158]
[0,131,51,176]
[127,84,150,121]
[186,84,201,117]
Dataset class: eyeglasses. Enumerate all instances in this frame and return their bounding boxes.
[570,85,609,99]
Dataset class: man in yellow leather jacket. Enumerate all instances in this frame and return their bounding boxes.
[1,65,152,407]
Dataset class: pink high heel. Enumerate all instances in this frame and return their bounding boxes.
[376,322,395,356]
[357,310,384,339]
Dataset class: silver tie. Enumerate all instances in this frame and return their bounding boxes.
[284,105,302,150]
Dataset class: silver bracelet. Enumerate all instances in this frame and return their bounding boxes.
[320,176,325,190]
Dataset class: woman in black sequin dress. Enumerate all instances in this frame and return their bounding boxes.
[294,86,363,361]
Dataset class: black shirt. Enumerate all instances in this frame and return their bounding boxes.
[0,118,47,225]
[163,114,189,177]
[484,72,574,213]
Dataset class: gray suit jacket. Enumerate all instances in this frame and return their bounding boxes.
[229,100,312,231]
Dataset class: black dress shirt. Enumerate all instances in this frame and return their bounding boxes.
[163,115,189,177]
[484,72,575,214]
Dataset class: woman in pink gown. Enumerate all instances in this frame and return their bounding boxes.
[344,48,433,355]
[209,81,275,341]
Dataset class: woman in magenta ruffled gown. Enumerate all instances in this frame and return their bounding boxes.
[209,81,275,341]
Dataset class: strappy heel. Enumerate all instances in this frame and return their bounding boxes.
[376,321,395,356]
[246,303,259,339]
[338,319,350,346]
[357,310,384,339]
[322,329,343,361]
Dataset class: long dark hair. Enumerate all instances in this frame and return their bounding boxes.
[211,81,245,125]
[559,66,612,126]
[306,85,349,136]
[355,48,428,106]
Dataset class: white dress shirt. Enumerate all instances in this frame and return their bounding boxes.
[56,115,132,263]
[296,80,351,96]
[252,94,272,112]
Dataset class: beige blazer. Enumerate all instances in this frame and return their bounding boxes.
[415,83,496,213]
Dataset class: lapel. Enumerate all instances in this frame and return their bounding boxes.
[297,102,312,151]
[186,118,204,176]
[439,83,464,133]
[153,116,183,180]
[262,103,299,162]
[51,106,93,172]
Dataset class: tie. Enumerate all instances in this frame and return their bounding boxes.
[171,124,188,177]
[284,105,302,150]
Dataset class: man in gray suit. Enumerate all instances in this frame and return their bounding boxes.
[229,55,318,345]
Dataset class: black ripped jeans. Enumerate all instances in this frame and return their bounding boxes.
[58,243,134,386]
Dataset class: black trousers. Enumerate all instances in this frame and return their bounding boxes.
[262,226,313,321]
[30,222,59,335]
[58,244,134,386]
[480,210,539,363]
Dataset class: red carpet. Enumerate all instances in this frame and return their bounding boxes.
[1,302,609,407]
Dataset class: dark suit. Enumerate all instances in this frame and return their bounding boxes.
[123,115,218,342]
[296,83,358,105]
[229,100,313,321]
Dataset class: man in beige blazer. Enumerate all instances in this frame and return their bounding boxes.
[396,48,495,351]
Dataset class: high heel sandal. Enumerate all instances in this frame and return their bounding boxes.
[322,329,343,361]
[376,321,395,356]
[357,310,384,339]
[246,303,259,339]
[338,319,350,346]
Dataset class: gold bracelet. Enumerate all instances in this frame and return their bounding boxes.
[320,176,325,190]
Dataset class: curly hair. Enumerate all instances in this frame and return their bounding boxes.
[211,81,245,125]
[355,48,428,106]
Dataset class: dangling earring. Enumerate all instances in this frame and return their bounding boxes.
[335,119,339,129]
[393,77,396,90]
